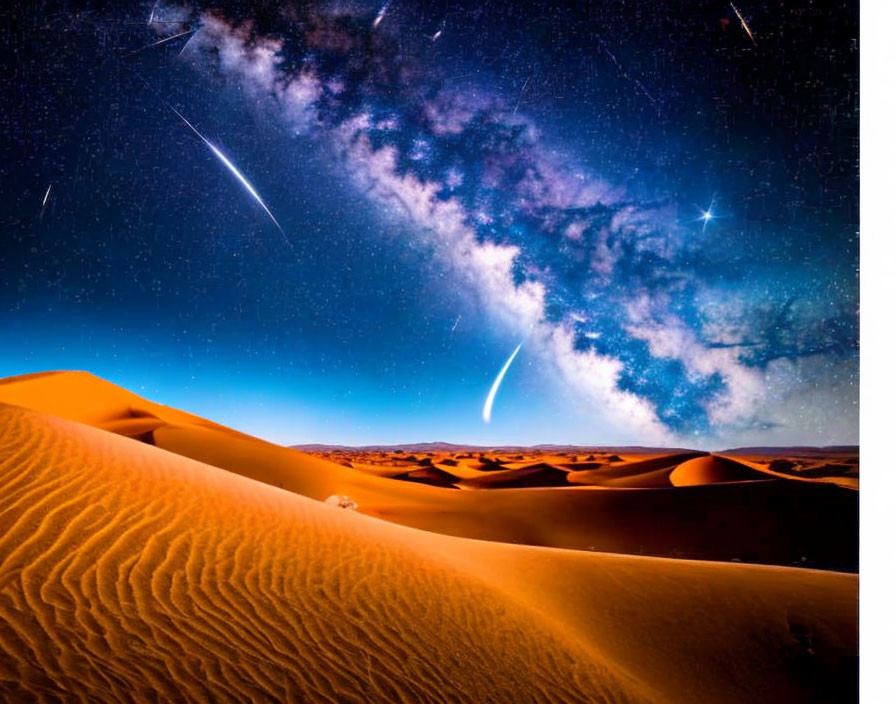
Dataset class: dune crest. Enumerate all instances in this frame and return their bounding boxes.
[0,404,647,702]
[0,371,859,570]
[669,455,769,486]
[0,403,857,702]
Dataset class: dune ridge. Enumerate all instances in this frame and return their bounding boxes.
[0,371,858,571]
[0,403,857,702]
[669,454,770,486]
[0,404,646,702]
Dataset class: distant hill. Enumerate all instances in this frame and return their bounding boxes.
[294,442,859,456]
[722,446,859,456]
[293,442,698,453]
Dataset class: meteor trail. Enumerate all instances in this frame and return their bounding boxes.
[482,343,522,423]
[593,32,657,107]
[40,184,52,217]
[730,3,757,45]
[125,29,196,57]
[372,2,390,29]
[169,106,285,236]
[512,74,532,115]
[177,31,196,56]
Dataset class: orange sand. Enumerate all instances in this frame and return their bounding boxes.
[0,371,858,568]
[0,371,858,701]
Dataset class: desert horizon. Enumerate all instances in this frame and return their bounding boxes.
[0,370,858,701]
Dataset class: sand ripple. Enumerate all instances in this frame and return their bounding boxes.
[0,405,647,703]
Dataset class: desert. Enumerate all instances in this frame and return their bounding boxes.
[0,371,857,702]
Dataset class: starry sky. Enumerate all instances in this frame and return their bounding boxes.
[0,0,858,447]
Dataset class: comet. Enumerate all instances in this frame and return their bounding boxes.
[482,343,522,423]
[170,106,285,235]
[730,2,757,46]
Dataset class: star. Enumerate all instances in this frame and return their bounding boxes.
[698,195,718,232]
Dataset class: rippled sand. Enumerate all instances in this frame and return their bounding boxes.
[0,372,858,702]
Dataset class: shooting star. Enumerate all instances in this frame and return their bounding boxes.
[594,31,657,107]
[170,106,285,235]
[40,184,52,216]
[372,2,390,29]
[730,3,757,46]
[125,28,196,57]
[429,29,442,42]
[176,30,196,56]
[512,74,532,115]
[148,1,157,25]
[450,315,461,333]
[482,343,522,423]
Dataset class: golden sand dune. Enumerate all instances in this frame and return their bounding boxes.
[669,454,769,486]
[565,452,702,487]
[723,453,860,490]
[0,372,858,570]
[567,465,674,488]
[0,403,857,702]
[455,462,570,489]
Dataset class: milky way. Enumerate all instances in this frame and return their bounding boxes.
[164,1,857,443]
[1,0,858,446]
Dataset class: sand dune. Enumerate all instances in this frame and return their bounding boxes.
[456,462,570,489]
[722,453,860,490]
[0,372,858,570]
[669,454,769,486]
[0,402,857,702]
[566,452,702,487]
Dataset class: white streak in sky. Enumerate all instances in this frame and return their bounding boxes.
[170,106,285,234]
[482,343,522,423]
[372,2,390,29]
[730,3,757,46]
[593,31,657,106]
[41,184,52,209]
[177,31,196,56]
[126,29,196,57]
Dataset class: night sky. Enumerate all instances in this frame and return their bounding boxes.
[1,0,858,447]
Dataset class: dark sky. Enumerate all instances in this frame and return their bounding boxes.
[0,0,858,446]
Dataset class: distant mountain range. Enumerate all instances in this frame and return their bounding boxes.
[292,442,859,455]
[721,446,859,456]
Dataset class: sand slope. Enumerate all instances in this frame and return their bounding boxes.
[0,372,858,570]
[0,403,857,702]
[669,454,769,486]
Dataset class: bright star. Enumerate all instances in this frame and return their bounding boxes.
[697,195,718,232]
